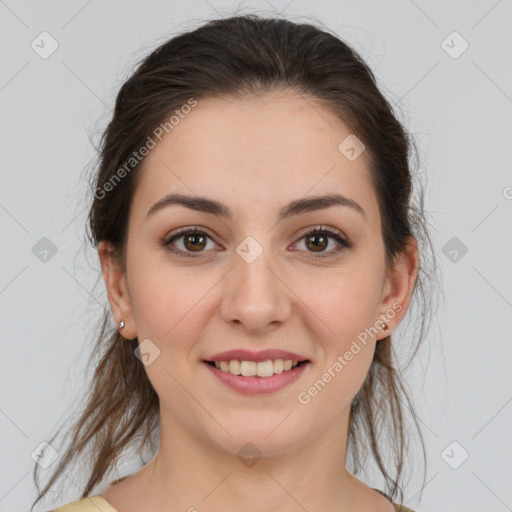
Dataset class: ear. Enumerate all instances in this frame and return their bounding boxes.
[98,240,137,339]
[376,235,419,339]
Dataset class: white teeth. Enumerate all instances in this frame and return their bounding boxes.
[228,360,241,375]
[212,359,304,377]
[256,360,274,377]
[273,359,284,374]
[240,361,257,376]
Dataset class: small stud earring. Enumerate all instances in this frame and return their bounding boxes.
[118,320,125,329]
[382,322,388,331]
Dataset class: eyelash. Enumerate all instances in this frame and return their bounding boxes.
[161,225,351,260]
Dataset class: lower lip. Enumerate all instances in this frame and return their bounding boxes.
[203,361,310,395]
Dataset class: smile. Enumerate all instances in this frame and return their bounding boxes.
[208,358,305,377]
[203,359,310,395]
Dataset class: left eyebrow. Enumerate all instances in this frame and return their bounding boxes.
[146,192,366,221]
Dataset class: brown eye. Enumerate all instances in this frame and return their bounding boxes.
[182,233,207,252]
[305,233,329,252]
[295,226,351,258]
[162,225,351,260]
[162,228,217,258]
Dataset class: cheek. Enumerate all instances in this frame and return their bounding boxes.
[126,262,216,405]
[128,255,219,344]
[303,349,374,420]
[297,274,380,412]
[303,263,384,342]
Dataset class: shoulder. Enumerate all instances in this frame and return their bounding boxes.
[50,496,118,512]
[394,505,417,512]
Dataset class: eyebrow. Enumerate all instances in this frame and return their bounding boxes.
[146,192,366,221]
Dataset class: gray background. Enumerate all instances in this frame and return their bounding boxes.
[1,1,511,511]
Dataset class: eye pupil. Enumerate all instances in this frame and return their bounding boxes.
[307,234,327,252]
[185,234,207,251]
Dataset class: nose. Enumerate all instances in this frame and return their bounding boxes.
[219,245,291,335]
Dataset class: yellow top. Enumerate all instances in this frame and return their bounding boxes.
[51,493,416,511]
[51,496,116,511]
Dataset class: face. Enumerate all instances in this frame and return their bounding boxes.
[99,90,417,459]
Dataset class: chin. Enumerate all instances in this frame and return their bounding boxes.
[200,413,310,460]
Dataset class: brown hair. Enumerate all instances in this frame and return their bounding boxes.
[32,14,437,509]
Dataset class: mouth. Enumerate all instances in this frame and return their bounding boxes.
[203,358,311,395]
[204,358,310,378]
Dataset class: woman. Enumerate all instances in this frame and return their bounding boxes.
[33,14,436,512]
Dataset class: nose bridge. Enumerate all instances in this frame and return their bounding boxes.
[221,233,290,331]
[235,233,280,299]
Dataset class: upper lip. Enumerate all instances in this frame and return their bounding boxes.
[206,349,309,362]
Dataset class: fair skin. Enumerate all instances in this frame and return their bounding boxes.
[97,90,419,512]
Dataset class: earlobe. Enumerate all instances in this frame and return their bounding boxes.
[97,241,137,339]
[377,236,419,337]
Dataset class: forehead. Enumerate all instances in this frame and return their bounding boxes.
[130,91,379,224]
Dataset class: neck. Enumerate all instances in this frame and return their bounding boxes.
[125,409,367,512]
